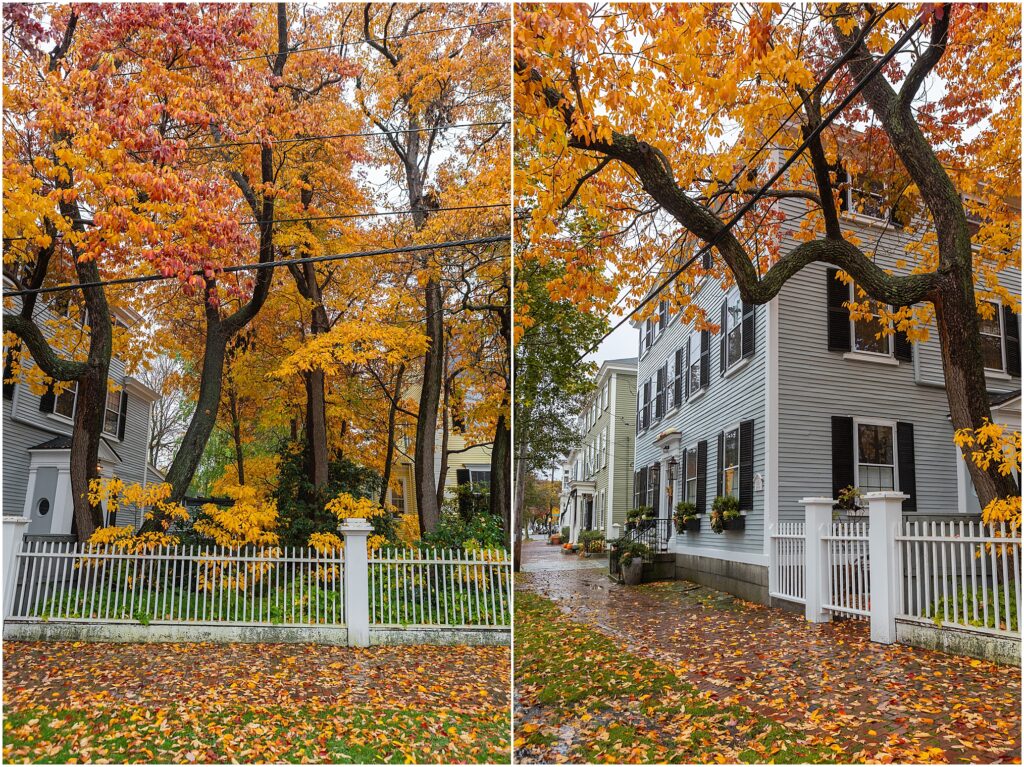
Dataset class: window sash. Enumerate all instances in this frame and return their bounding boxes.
[725,292,743,367]
[683,448,698,503]
[979,302,1005,371]
[53,383,77,419]
[722,428,740,498]
[102,389,122,437]
[856,422,896,492]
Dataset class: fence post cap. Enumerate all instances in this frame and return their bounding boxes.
[338,518,374,534]
[799,497,837,505]
[862,491,910,501]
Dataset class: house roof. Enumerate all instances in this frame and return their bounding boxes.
[29,435,122,463]
[989,389,1021,408]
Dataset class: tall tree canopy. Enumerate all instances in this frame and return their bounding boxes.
[515,2,1021,511]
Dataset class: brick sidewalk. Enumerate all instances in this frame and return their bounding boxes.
[520,539,1022,763]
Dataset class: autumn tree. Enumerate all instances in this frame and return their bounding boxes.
[345,3,510,534]
[3,3,260,539]
[515,2,1021,510]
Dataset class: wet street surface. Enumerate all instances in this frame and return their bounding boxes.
[515,538,1022,763]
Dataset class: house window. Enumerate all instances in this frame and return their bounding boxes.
[53,382,77,419]
[655,365,666,420]
[683,447,698,503]
[844,171,887,221]
[725,289,744,368]
[979,301,1005,372]
[391,479,406,514]
[856,422,895,492]
[469,468,491,491]
[642,379,651,429]
[687,333,701,395]
[644,319,653,354]
[721,426,740,498]
[102,389,125,438]
[850,286,892,356]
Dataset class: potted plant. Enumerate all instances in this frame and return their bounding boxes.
[710,495,744,534]
[834,485,865,519]
[625,506,654,532]
[618,540,649,585]
[674,501,700,533]
[549,533,562,545]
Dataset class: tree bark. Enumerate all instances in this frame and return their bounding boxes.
[378,363,406,508]
[513,421,530,573]
[415,275,444,533]
[490,412,511,541]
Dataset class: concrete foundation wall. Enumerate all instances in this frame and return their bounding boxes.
[895,619,1021,666]
[674,553,769,605]
[3,620,509,647]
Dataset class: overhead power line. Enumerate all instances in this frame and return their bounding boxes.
[2,235,510,299]
[573,10,922,364]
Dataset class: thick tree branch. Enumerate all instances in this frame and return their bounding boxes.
[2,313,88,381]
[899,5,951,107]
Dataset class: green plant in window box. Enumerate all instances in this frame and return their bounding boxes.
[834,485,866,519]
[625,506,653,531]
[710,495,742,534]
[674,501,699,533]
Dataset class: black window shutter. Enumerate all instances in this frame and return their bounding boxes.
[1004,306,1020,377]
[39,385,56,413]
[741,302,756,359]
[683,343,690,399]
[674,348,684,404]
[639,466,649,507]
[117,392,128,441]
[739,419,754,511]
[719,299,728,374]
[831,416,855,500]
[2,345,17,400]
[702,250,712,270]
[696,440,707,515]
[456,468,471,517]
[716,430,724,498]
[826,268,852,352]
[896,421,917,511]
[650,463,660,515]
[893,327,913,362]
[700,330,710,389]
[659,300,668,330]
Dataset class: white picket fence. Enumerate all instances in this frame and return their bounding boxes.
[823,520,871,619]
[8,540,346,627]
[769,521,806,604]
[368,548,511,628]
[898,519,1020,637]
[773,495,1021,648]
[4,521,512,645]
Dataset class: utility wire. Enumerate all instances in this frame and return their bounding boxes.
[4,203,509,239]
[185,120,508,152]
[578,5,895,344]
[2,235,510,299]
[572,10,920,364]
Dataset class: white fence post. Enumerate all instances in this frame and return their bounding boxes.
[866,491,907,644]
[801,497,835,624]
[2,516,29,619]
[339,518,373,647]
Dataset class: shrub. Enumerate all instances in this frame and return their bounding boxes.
[578,529,605,552]
[618,540,649,566]
[419,495,506,551]
[560,526,570,541]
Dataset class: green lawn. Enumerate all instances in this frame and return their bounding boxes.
[514,589,844,764]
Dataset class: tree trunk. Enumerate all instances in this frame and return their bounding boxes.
[934,273,1020,506]
[228,384,245,486]
[436,367,451,513]
[490,412,511,541]
[513,422,530,573]
[415,276,444,534]
[69,367,108,539]
[378,363,406,508]
[162,325,230,505]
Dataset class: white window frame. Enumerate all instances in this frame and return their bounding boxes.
[390,477,407,515]
[852,417,899,494]
[50,382,78,422]
[683,445,698,504]
[843,170,888,222]
[724,288,744,370]
[468,466,491,491]
[979,300,1006,373]
[721,423,741,500]
[102,388,125,439]
[686,332,701,397]
[848,283,894,358]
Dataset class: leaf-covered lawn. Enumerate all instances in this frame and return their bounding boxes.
[3,641,510,764]
[514,589,842,764]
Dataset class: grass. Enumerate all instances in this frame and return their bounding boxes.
[514,589,845,764]
[3,705,511,764]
